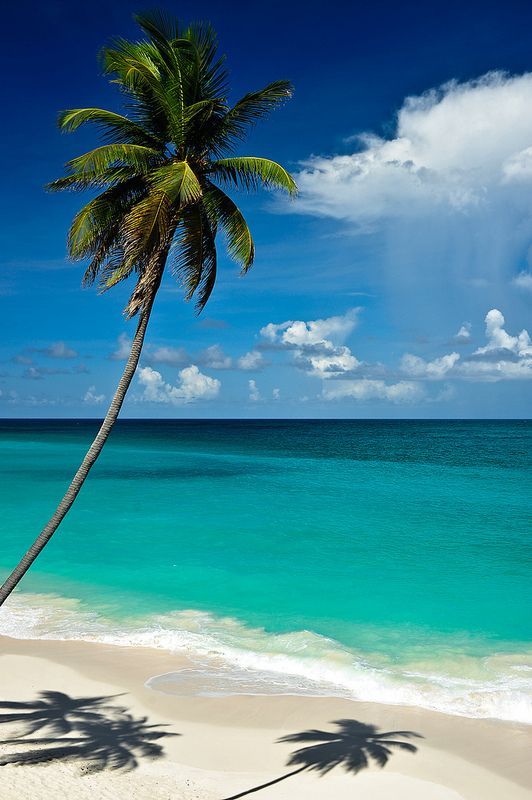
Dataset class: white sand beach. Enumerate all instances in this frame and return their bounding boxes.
[0,635,530,800]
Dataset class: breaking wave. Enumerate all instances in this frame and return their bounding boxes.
[1,592,531,724]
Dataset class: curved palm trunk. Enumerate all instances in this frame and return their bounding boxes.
[0,290,158,607]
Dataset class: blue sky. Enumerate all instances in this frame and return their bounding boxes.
[1,0,531,418]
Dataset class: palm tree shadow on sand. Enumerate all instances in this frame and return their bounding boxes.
[0,690,178,772]
[223,719,423,799]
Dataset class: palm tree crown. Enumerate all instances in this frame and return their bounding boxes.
[49,10,297,317]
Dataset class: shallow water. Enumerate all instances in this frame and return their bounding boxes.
[0,419,530,721]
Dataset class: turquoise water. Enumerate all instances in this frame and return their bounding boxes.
[1,420,531,721]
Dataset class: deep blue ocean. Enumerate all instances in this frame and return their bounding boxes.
[0,419,530,721]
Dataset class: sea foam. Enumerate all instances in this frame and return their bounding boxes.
[1,591,531,724]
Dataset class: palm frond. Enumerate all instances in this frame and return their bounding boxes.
[121,190,173,274]
[210,156,297,195]
[171,206,217,310]
[98,255,135,291]
[203,183,254,271]
[183,102,229,159]
[83,242,124,288]
[134,9,181,45]
[101,38,162,89]
[183,98,221,123]
[65,144,162,183]
[179,22,228,102]
[150,161,202,206]
[47,165,140,193]
[102,39,185,145]
[67,179,146,260]
[57,108,162,147]
[222,80,293,140]
[68,197,115,260]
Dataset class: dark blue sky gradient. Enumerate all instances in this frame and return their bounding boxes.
[1,0,531,417]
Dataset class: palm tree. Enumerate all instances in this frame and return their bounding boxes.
[0,10,296,606]
[223,719,421,799]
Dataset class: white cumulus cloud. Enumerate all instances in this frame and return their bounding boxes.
[110,333,131,361]
[137,365,220,404]
[149,345,188,367]
[199,344,232,370]
[300,347,360,378]
[261,308,360,346]
[237,350,264,370]
[46,341,77,359]
[401,352,460,379]
[291,71,532,343]
[512,271,532,291]
[33,341,77,359]
[296,72,532,222]
[400,309,532,382]
[323,379,424,404]
[453,323,472,342]
[248,379,261,402]
[261,309,361,378]
[83,386,105,404]
[474,308,532,356]
[458,359,532,380]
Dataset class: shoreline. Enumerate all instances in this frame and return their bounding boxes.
[1,634,531,799]
[2,590,530,725]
